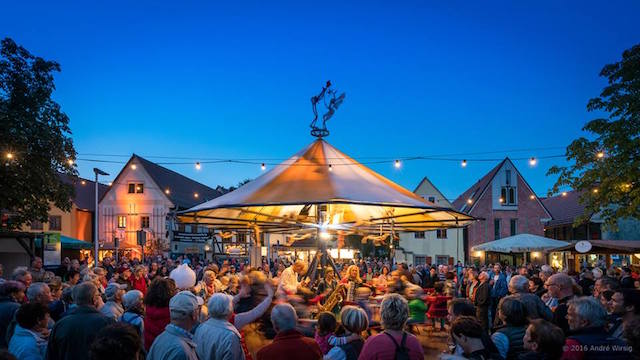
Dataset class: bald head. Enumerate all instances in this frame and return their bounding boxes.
[546,273,574,298]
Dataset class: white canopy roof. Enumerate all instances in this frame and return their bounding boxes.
[180,139,475,232]
[471,234,569,253]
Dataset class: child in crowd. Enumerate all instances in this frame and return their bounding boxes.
[406,286,428,327]
[315,312,337,354]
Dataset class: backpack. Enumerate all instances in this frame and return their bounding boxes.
[384,331,410,360]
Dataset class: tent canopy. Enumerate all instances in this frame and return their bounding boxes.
[35,235,93,250]
[180,139,475,233]
[551,240,640,254]
[471,234,569,253]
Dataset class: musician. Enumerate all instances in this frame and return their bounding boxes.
[278,260,308,294]
[316,268,338,296]
[340,265,363,302]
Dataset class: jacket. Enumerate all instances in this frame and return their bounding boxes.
[130,276,148,295]
[46,305,114,360]
[0,297,20,348]
[256,329,321,360]
[100,300,124,321]
[475,281,490,307]
[493,325,526,360]
[147,324,199,360]
[194,318,245,360]
[563,326,629,360]
[144,305,171,352]
[120,310,145,342]
[490,273,508,298]
[509,293,552,321]
[8,325,47,360]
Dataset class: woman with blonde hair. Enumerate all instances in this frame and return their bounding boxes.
[340,265,363,302]
[325,306,369,360]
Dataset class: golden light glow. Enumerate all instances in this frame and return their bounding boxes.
[136,186,141,191]
[389,244,394,249]
[319,231,331,240]
[108,182,113,186]
[165,189,170,194]
[596,151,605,159]
[328,164,333,172]
[81,180,86,185]
[529,157,537,166]
[67,159,74,166]
[130,164,137,170]
[467,198,473,204]
[260,163,266,171]
[6,153,13,159]
[593,188,599,193]
[461,159,467,167]
[531,251,541,258]
[473,250,484,258]
[561,192,567,197]
[195,162,201,170]
[194,192,199,198]
[394,160,401,168]
[529,194,535,200]
[499,197,504,203]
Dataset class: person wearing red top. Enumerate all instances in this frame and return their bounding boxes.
[359,293,424,360]
[130,265,148,296]
[257,303,322,360]
[143,277,176,351]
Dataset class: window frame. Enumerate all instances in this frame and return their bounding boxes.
[494,218,501,240]
[436,229,447,239]
[414,231,425,239]
[510,219,517,236]
[117,216,127,229]
[141,216,150,229]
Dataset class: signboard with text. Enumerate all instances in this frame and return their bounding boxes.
[43,233,61,266]
[172,231,210,243]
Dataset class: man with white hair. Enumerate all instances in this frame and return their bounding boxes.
[545,273,576,335]
[26,282,55,329]
[562,297,628,359]
[277,260,308,294]
[256,303,322,360]
[503,275,551,323]
[148,291,203,360]
[100,283,127,320]
[194,293,244,360]
[474,271,491,331]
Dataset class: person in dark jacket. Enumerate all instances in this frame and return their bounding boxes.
[450,316,501,360]
[46,282,114,360]
[545,273,575,335]
[491,297,527,360]
[475,272,491,331]
[257,303,322,360]
[0,281,24,349]
[620,267,635,289]
[520,319,565,360]
[490,264,508,326]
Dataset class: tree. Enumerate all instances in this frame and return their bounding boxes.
[0,38,76,230]
[547,44,640,229]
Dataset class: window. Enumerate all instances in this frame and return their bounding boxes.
[506,169,512,185]
[436,229,447,239]
[414,256,426,266]
[141,216,150,229]
[31,220,43,230]
[510,219,517,236]
[117,216,127,228]
[494,219,501,240]
[128,183,144,194]
[436,256,449,265]
[414,232,425,239]
[500,186,516,205]
[48,215,61,231]
[428,196,435,203]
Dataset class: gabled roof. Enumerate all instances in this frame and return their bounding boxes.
[59,174,109,211]
[413,177,452,208]
[452,159,506,213]
[102,154,222,210]
[541,190,593,226]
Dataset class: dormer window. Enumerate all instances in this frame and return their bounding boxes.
[128,183,144,194]
[501,186,516,205]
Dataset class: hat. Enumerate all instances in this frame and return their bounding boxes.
[122,290,143,310]
[118,264,131,274]
[104,283,127,299]
[169,291,204,314]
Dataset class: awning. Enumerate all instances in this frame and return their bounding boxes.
[472,234,569,253]
[35,235,93,250]
[551,240,640,254]
[180,139,476,233]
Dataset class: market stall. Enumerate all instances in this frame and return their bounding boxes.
[471,233,569,266]
[549,240,640,271]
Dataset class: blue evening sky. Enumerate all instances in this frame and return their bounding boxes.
[3,1,640,201]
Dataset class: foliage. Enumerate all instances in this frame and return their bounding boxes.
[0,38,76,230]
[547,44,640,229]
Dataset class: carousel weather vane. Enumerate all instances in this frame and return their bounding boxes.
[310,80,346,138]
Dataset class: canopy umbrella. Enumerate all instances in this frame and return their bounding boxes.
[179,139,476,234]
[471,234,569,253]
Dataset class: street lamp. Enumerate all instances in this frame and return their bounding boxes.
[94,168,109,268]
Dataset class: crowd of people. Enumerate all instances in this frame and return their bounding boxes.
[0,253,638,360]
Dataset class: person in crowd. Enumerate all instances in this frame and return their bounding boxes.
[623,315,640,360]
[194,270,218,303]
[592,276,619,299]
[620,267,634,289]
[377,265,391,290]
[147,291,203,360]
[446,298,485,357]
[130,265,148,295]
[89,323,144,360]
[444,271,456,297]
[359,293,424,360]
[406,285,428,328]
[490,297,528,360]
[0,281,25,348]
[504,275,551,323]
[26,282,55,329]
[11,267,32,291]
[100,283,127,320]
[324,306,369,360]
[340,265,363,302]
[466,269,479,299]
[47,277,65,320]
[194,293,245,360]
[577,270,595,296]
[116,265,133,290]
[316,268,338,296]
[65,270,80,287]
[314,312,337,355]
[562,296,628,360]
[520,319,565,360]
[101,257,116,280]
[256,303,322,360]
[278,260,308,295]
[528,276,546,298]
[490,264,508,326]
[545,273,575,335]
[607,288,640,338]
[144,277,177,351]
[120,290,145,341]
[29,257,45,283]
[8,303,49,360]
[474,271,491,331]
[444,316,501,360]
[46,282,114,360]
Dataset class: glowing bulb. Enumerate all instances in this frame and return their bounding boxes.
[130,164,137,170]
[461,159,467,167]
[390,244,394,249]
[194,192,199,198]
[320,231,331,240]
[6,153,13,159]
[596,151,605,159]
[81,180,86,185]
[529,157,537,166]
[394,160,401,168]
[136,186,141,191]
[260,163,266,171]
[328,164,333,172]
[165,189,170,194]
[593,188,598,193]
[529,194,535,200]
[499,197,504,203]
[467,199,473,204]
[108,182,113,186]
[195,162,201,170]
[67,159,74,166]
[561,192,567,197]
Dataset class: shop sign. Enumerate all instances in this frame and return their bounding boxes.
[43,233,61,266]
[173,231,210,243]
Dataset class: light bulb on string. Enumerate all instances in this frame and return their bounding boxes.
[561,192,567,197]
[467,199,473,204]
[130,164,137,170]
[328,164,333,172]
[529,157,537,166]
[67,159,74,166]
[529,194,535,200]
[596,151,605,159]
[165,189,170,195]
[260,163,266,171]
[461,159,467,167]
[394,160,401,169]
[194,192,199,198]
[195,162,201,170]
[6,153,13,160]
[81,180,86,185]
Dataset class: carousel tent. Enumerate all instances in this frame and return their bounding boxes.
[471,233,569,253]
[180,139,475,233]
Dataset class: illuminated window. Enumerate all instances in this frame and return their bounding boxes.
[428,196,435,203]
[117,216,127,228]
[141,216,150,229]
[500,186,516,205]
[128,183,144,194]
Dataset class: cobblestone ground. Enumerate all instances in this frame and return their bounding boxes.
[414,327,450,359]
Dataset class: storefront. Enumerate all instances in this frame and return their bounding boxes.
[550,240,640,271]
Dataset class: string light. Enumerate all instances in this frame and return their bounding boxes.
[461,159,467,167]
[499,197,504,203]
[130,164,137,170]
[260,163,266,171]
[467,199,473,204]
[81,180,86,185]
[6,153,13,159]
[593,188,599,193]
[67,159,74,166]
[108,182,113,186]
[194,192,199,198]
[529,157,537,166]
[596,151,605,159]
[529,194,535,200]
[561,192,567,197]
[394,160,401,168]
[195,162,201,170]
[165,189,170,194]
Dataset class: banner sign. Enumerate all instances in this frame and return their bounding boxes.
[43,233,61,266]
[173,231,210,243]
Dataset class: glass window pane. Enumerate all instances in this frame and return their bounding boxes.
[128,184,135,193]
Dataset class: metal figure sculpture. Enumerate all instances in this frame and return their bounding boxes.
[310,80,346,138]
